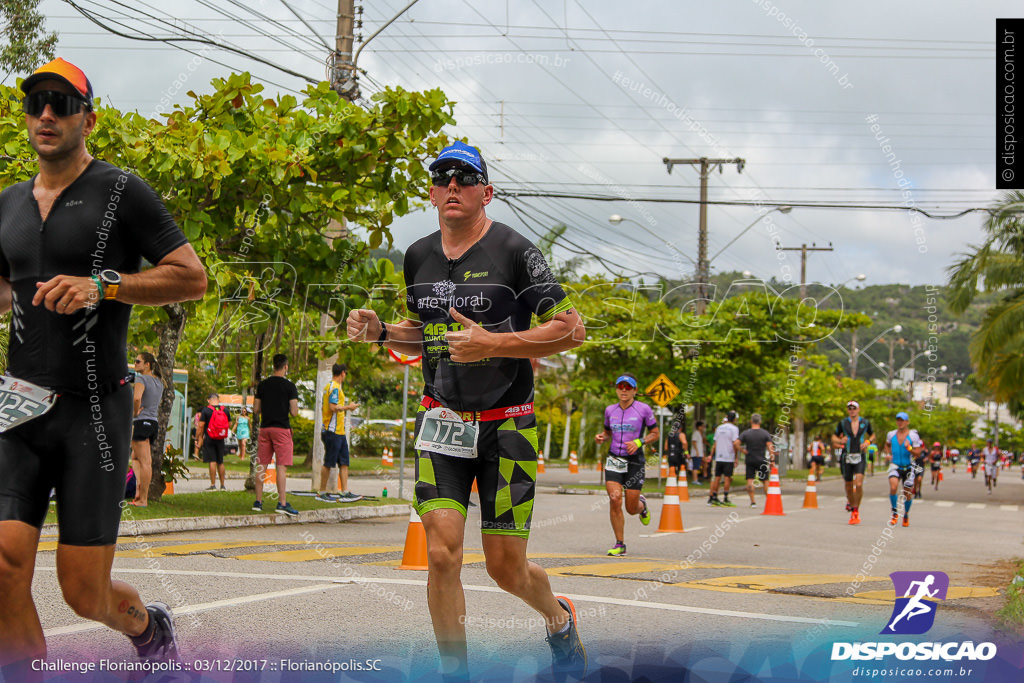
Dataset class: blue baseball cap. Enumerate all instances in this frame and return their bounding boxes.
[614,375,637,388]
[429,141,488,182]
[895,411,909,421]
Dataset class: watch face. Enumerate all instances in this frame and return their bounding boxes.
[100,269,122,284]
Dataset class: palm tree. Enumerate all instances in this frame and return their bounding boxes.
[947,191,1024,413]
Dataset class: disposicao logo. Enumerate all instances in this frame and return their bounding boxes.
[882,570,948,635]
[831,570,997,663]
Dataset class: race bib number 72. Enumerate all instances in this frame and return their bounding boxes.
[415,407,479,459]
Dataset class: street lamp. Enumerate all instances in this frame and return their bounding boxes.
[608,214,697,267]
[708,206,792,264]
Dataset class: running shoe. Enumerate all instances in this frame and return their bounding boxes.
[546,596,587,679]
[315,493,337,502]
[845,502,852,512]
[720,498,736,507]
[607,541,626,556]
[902,515,909,527]
[276,502,299,517]
[339,491,364,502]
[205,485,217,491]
[132,602,180,664]
[889,510,898,526]
[750,502,758,508]
[638,495,650,525]
[848,511,860,525]
[251,500,262,511]
[706,496,718,506]
[220,485,227,491]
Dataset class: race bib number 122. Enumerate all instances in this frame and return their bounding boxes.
[415,407,479,459]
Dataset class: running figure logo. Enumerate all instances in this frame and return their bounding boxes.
[881,571,949,635]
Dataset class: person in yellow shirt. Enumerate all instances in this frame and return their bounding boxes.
[317,363,362,502]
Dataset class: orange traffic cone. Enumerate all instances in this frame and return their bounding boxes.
[538,450,545,474]
[387,448,395,468]
[569,451,579,474]
[596,458,603,473]
[263,462,277,491]
[674,466,690,501]
[381,447,389,468]
[762,465,785,515]
[660,455,668,478]
[801,473,818,509]
[398,509,428,570]
[938,471,944,482]
[657,470,685,533]
[163,480,175,495]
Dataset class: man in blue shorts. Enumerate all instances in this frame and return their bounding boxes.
[882,411,923,527]
[347,141,587,679]
[0,58,206,672]
[595,373,659,556]
[317,363,362,502]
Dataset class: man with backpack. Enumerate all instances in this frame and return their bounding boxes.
[196,392,230,490]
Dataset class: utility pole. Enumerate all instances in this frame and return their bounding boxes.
[331,0,360,100]
[849,327,858,379]
[777,243,834,299]
[663,157,745,314]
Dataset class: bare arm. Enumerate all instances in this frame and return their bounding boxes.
[0,277,10,315]
[347,309,424,356]
[445,307,586,363]
[133,382,144,417]
[33,244,207,313]
[289,398,299,418]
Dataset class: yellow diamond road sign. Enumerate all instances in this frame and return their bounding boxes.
[645,374,680,407]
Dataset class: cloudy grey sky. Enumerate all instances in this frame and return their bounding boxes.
[25,0,1014,286]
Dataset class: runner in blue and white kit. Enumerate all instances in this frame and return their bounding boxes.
[883,411,923,527]
[595,373,658,556]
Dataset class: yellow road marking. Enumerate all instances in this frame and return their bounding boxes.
[116,541,285,558]
[673,574,882,593]
[548,561,684,577]
[852,586,1001,601]
[234,546,404,562]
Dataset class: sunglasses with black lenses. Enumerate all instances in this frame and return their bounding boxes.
[431,167,486,187]
[23,90,88,118]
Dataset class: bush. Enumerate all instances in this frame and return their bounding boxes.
[291,415,315,463]
[350,421,415,458]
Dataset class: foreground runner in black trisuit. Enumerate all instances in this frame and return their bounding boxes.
[0,58,206,673]
[347,141,586,679]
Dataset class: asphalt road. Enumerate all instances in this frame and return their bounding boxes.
[32,464,1023,681]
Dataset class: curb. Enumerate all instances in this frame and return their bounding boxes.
[42,504,412,538]
[554,486,665,499]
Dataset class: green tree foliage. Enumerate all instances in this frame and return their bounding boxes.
[947,191,1024,414]
[0,0,56,76]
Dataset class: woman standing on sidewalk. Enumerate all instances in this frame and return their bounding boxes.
[235,407,251,459]
[131,352,163,507]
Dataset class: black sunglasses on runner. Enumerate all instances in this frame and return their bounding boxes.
[430,167,486,187]
[22,90,89,118]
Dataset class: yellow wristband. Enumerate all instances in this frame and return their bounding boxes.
[633,439,643,447]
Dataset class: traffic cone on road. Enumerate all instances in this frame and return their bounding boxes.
[657,471,685,533]
[660,455,669,478]
[801,473,818,509]
[762,465,785,515]
[381,447,389,468]
[398,509,428,570]
[569,451,579,474]
[673,466,690,501]
[538,450,545,474]
[387,448,395,468]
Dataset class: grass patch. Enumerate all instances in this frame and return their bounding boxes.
[784,467,842,480]
[44,490,409,525]
[187,455,399,476]
[996,559,1024,632]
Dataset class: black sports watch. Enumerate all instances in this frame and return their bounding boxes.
[99,269,122,301]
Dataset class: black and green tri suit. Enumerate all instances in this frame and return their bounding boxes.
[405,221,572,538]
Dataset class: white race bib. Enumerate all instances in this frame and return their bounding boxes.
[845,452,863,465]
[0,376,58,433]
[415,407,479,459]
[606,455,629,473]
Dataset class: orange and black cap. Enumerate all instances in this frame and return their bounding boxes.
[21,58,94,110]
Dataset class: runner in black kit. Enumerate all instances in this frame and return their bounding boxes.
[347,141,587,680]
[831,400,873,525]
[0,59,206,673]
